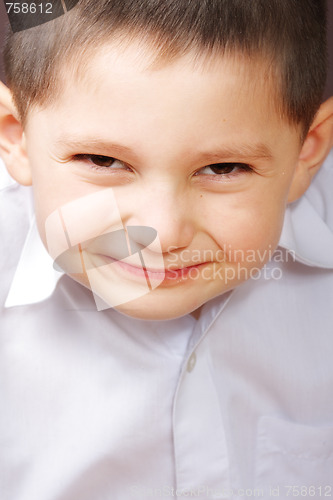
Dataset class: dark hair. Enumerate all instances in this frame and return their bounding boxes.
[4,0,328,135]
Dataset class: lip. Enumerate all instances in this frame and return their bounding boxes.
[95,254,208,284]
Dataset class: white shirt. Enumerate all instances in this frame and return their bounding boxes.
[1,152,333,500]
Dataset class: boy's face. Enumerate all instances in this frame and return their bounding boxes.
[22,41,303,320]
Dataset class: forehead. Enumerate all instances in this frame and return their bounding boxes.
[66,38,278,103]
[27,39,299,160]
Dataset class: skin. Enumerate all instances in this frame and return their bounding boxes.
[1,40,333,320]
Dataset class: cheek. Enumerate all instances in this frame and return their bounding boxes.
[32,183,69,249]
[28,161,99,247]
[207,191,287,264]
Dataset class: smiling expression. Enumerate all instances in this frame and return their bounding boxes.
[23,40,303,319]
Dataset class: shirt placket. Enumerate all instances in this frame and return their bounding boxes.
[172,293,233,499]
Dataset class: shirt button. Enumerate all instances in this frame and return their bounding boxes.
[187,352,197,372]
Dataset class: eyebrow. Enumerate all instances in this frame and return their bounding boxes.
[200,143,274,163]
[54,137,273,163]
[54,137,138,159]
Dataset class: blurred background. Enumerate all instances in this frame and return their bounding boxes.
[0,1,333,97]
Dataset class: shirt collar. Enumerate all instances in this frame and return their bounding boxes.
[278,194,333,269]
[5,153,333,308]
[4,219,64,308]
[278,149,333,269]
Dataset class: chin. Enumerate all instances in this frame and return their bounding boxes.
[68,272,212,320]
[113,294,204,321]
[114,302,191,321]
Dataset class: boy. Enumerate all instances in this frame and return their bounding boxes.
[0,0,333,498]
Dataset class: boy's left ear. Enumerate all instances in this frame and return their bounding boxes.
[288,96,333,203]
[0,81,32,186]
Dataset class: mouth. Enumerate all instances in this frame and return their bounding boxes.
[96,254,208,284]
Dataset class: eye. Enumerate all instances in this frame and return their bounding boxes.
[73,154,131,171]
[197,162,253,177]
[87,155,116,167]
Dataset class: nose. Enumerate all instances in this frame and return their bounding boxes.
[120,185,195,254]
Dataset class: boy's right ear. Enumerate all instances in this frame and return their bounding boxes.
[0,81,32,186]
